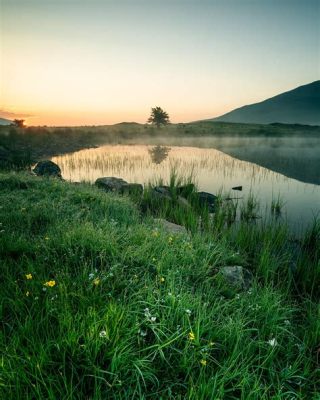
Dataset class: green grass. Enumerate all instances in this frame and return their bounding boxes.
[0,172,319,399]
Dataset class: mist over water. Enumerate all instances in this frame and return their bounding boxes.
[94,134,320,185]
[53,139,320,235]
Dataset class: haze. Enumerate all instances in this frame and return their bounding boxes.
[1,0,319,126]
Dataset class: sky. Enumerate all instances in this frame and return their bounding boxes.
[0,0,319,126]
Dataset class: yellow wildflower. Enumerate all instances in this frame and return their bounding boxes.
[93,278,100,286]
[44,280,56,287]
[188,331,195,341]
[159,277,165,283]
[45,236,50,241]
[26,291,30,297]
[200,359,207,366]
[168,236,173,243]
[25,273,33,280]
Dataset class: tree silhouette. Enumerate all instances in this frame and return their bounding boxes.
[147,107,170,128]
[12,119,25,128]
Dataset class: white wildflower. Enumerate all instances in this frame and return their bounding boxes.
[268,338,278,347]
[99,330,107,338]
[144,308,151,318]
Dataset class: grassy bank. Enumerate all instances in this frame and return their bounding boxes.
[0,172,319,399]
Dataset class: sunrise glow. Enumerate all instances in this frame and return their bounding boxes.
[1,0,319,126]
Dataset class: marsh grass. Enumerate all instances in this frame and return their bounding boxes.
[271,195,286,216]
[0,172,319,399]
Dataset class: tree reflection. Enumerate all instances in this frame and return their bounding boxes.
[148,145,171,164]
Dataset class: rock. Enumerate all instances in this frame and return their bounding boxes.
[219,266,253,290]
[151,186,191,208]
[95,177,143,195]
[152,186,172,200]
[120,183,143,196]
[33,160,62,178]
[153,186,171,195]
[154,218,187,234]
[177,196,191,208]
[232,186,243,191]
[195,191,217,212]
[176,183,195,197]
[95,177,128,192]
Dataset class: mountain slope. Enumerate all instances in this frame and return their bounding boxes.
[212,81,320,125]
[0,118,12,126]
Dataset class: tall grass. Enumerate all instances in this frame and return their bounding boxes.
[0,171,319,399]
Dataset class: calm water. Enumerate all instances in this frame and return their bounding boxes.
[52,144,320,235]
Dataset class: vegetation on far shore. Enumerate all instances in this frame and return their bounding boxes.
[1,121,319,168]
[0,171,319,399]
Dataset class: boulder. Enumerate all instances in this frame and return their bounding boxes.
[151,186,191,208]
[219,266,253,290]
[195,191,217,212]
[95,177,128,192]
[120,183,143,196]
[177,196,191,208]
[154,218,187,234]
[153,186,171,195]
[152,186,172,200]
[95,177,143,195]
[176,183,195,197]
[33,160,62,178]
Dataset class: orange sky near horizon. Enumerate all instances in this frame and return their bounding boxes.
[1,0,319,126]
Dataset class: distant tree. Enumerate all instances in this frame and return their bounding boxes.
[12,119,25,128]
[147,107,170,128]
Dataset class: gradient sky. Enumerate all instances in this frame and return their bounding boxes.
[0,0,319,126]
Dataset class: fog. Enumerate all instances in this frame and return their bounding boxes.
[107,135,320,185]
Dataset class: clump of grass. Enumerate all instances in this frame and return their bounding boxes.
[240,193,260,221]
[271,194,286,215]
[140,168,203,232]
[302,218,320,257]
[292,218,320,298]
[0,171,319,399]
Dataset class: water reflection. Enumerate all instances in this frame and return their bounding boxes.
[52,144,320,235]
[148,145,171,164]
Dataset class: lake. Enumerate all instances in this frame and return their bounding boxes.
[52,140,320,235]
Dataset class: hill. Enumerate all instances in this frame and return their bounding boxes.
[0,118,12,126]
[212,81,320,125]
